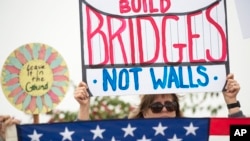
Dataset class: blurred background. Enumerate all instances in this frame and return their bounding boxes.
[0,0,249,124]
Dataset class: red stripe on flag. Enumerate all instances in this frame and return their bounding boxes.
[209,118,250,135]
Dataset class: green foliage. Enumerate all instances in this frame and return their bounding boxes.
[47,110,78,123]
[180,92,223,116]
[47,96,132,122]
[89,96,132,120]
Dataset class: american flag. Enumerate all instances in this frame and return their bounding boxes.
[16,118,250,141]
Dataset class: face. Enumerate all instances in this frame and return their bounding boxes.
[143,95,177,118]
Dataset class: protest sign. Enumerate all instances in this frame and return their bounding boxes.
[1,43,69,114]
[79,0,229,96]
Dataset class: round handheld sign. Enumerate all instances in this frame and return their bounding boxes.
[1,43,69,114]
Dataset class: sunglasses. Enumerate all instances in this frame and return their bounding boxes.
[149,101,177,113]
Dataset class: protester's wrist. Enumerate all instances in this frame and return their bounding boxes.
[0,136,5,141]
[224,98,237,105]
[228,107,241,114]
[79,104,89,111]
[228,110,245,117]
[77,105,90,121]
[0,130,5,141]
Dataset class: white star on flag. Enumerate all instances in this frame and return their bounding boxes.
[90,125,106,140]
[184,122,199,136]
[122,123,137,137]
[152,122,168,136]
[168,134,182,141]
[137,135,151,141]
[111,136,119,141]
[28,130,43,141]
[59,127,75,141]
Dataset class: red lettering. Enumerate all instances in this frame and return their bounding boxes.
[84,3,227,66]
[131,0,141,13]
[136,17,160,65]
[142,0,148,13]
[107,16,128,65]
[149,0,158,13]
[128,19,136,65]
[162,15,186,64]
[187,11,205,63]
[160,0,171,13]
[86,7,109,66]
[173,44,187,63]
[205,2,227,62]
[119,0,171,14]
[119,0,131,13]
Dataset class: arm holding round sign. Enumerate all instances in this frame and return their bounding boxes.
[0,115,20,141]
[223,73,245,117]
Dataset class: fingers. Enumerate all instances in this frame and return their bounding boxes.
[0,115,10,122]
[78,81,88,88]
[225,73,235,90]
[74,82,90,103]
[0,116,20,136]
[225,78,240,93]
[227,73,234,80]
[75,82,89,95]
[8,118,20,125]
[1,116,20,126]
[3,117,18,126]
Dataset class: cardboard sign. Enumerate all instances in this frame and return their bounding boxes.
[1,43,69,114]
[79,0,229,96]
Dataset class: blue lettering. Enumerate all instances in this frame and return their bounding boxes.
[168,66,179,88]
[103,68,142,91]
[103,68,117,91]
[197,66,209,86]
[150,65,209,90]
[129,67,142,90]
[150,66,167,89]
[118,69,129,90]
[178,66,189,88]
[188,66,199,88]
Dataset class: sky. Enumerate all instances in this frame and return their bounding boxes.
[0,0,249,124]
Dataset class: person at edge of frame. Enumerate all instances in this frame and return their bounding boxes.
[0,115,20,141]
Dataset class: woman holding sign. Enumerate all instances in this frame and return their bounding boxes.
[128,74,244,118]
[74,73,245,120]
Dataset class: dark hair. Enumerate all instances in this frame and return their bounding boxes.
[128,94,182,119]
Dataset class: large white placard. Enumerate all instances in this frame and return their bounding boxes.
[79,0,229,96]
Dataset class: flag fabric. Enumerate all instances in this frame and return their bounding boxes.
[209,118,250,141]
[16,118,250,141]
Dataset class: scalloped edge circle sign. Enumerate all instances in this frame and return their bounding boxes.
[1,43,69,114]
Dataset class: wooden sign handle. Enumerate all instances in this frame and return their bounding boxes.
[33,114,39,124]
